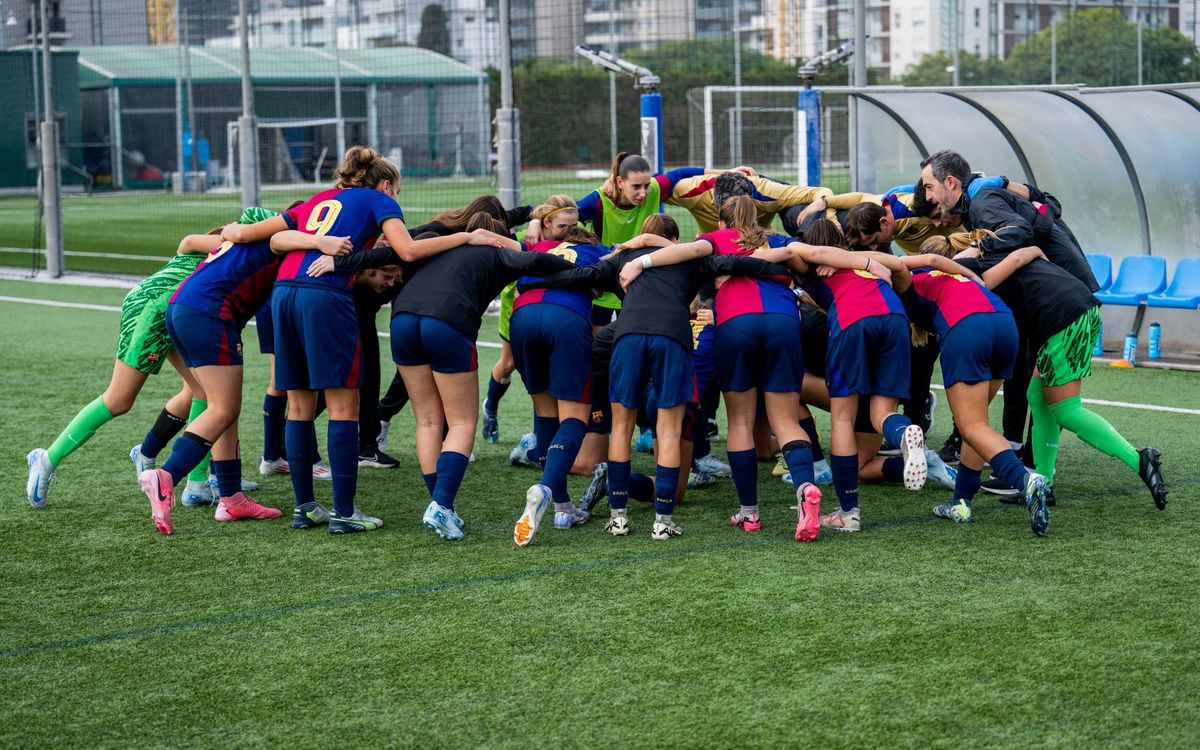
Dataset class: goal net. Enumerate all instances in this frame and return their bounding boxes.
[688,86,850,189]
[224,117,349,188]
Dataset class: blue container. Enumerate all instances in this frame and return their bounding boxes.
[1093,322,1104,357]
[1123,334,1138,365]
[1148,321,1161,360]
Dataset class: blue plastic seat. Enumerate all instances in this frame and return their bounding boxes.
[1094,255,1167,306]
[1148,257,1200,309]
[1085,253,1113,291]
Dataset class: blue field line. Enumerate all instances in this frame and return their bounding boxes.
[0,475,1191,661]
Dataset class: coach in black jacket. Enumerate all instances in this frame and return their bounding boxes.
[918,149,1098,292]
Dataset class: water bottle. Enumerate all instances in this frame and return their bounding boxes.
[1093,322,1104,357]
[1148,321,1161,361]
[1123,333,1138,365]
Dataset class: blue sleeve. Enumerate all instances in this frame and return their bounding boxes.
[283,209,298,230]
[766,233,792,249]
[655,167,705,193]
[966,175,1006,200]
[576,191,602,222]
[371,192,405,225]
[883,183,915,197]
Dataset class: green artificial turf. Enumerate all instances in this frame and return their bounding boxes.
[0,278,1196,748]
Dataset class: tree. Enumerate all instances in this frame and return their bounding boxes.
[1007,7,1200,86]
[900,50,1015,86]
[417,3,451,57]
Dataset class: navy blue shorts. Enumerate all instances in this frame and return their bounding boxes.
[254,302,274,355]
[166,303,244,368]
[609,334,697,409]
[826,314,910,399]
[272,284,362,391]
[510,304,593,403]
[940,312,1019,386]
[715,313,805,394]
[390,312,478,374]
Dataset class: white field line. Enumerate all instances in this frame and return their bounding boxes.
[0,294,1191,414]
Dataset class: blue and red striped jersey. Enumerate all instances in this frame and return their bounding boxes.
[810,267,907,336]
[275,187,404,290]
[514,240,608,320]
[906,268,1011,338]
[701,228,797,326]
[170,240,280,325]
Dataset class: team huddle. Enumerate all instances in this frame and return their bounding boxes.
[24,146,1169,543]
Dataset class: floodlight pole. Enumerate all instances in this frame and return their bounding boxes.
[333,0,345,161]
[238,0,260,208]
[850,0,867,191]
[39,0,62,276]
[495,0,520,209]
[574,45,662,175]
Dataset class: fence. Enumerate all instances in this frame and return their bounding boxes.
[1,0,1198,277]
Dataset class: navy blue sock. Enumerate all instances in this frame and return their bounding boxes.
[533,416,557,465]
[881,413,914,448]
[654,465,680,517]
[285,419,316,507]
[607,460,631,511]
[328,420,358,517]
[955,464,983,501]
[211,458,242,498]
[262,394,287,462]
[422,472,438,497]
[728,448,759,508]
[881,455,905,483]
[798,417,824,461]
[432,451,470,510]
[629,472,655,502]
[782,439,816,487]
[484,376,511,413]
[831,453,860,512]
[542,418,585,504]
[141,409,186,459]
[161,432,213,486]
[989,449,1030,494]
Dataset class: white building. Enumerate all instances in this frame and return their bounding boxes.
[209,0,503,69]
[799,0,1195,80]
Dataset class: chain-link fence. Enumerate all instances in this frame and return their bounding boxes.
[1,0,1198,275]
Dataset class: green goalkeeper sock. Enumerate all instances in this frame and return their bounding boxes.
[186,398,212,483]
[47,397,115,466]
[1025,377,1060,483]
[1048,395,1140,472]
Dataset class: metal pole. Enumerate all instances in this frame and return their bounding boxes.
[733,0,742,165]
[184,10,199,181]
[1050,16,1056,85]
[238,0,260,208]
[850,0,867,191]
[30,2,39,137]
[496,0,519,209]
[608,0,616,157]
[39,0,62,276]
[952,0,960,86]
[853,0,867,86]
[175,0,184,189]
[333,0,345,160]
[1136,4,1143,85]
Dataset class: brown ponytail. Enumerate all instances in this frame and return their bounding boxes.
[334,146,400,190]
[641,213,679,242]
[718,195,766,252]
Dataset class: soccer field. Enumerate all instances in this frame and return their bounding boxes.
[2,278,1198,748]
